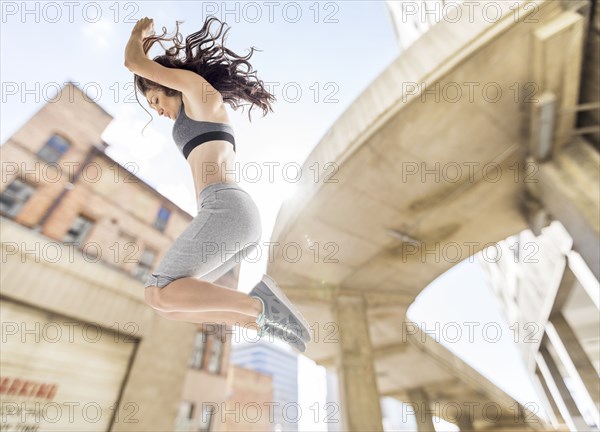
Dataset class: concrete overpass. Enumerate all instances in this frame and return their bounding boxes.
[266,1,590,430]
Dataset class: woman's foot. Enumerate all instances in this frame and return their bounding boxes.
[249,274,312,343]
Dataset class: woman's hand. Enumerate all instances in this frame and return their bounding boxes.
[125,17,154,68]
[132,17,154,38]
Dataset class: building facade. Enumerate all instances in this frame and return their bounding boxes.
[0,82,238,432]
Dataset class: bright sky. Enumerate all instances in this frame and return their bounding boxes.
[1,1,548,430]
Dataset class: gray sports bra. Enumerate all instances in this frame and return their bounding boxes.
[172,100,236,159]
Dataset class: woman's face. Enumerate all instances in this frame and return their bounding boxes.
[146,89,180,120]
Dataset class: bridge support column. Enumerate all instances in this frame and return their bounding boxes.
[534,365,566,429]
[455,409,474,432]
[406,387,435,432]
[546,313,600,427]
[536,343,590,431]
[333,294,383,431]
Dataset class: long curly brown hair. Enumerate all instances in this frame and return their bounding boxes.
[133,16,276,134]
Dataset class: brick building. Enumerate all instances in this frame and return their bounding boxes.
[220,365,274,432]
[0,82,254,431]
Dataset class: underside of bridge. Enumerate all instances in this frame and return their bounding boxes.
[266,1,593,430]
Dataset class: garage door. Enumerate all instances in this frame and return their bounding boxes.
[1,300,137,431]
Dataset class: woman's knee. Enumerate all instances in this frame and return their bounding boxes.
[145,286,169,311]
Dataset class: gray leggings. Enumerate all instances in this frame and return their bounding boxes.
[144,182,263,289]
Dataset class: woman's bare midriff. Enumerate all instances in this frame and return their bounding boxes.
[180,92,237,199]
[187,142,237,198]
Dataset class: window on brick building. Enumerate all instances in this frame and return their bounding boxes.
[0,178,35,218]
[153,206,170,232]
[177,400,194,419]
[37,134,71,163]
[199,404,214,432]
[207,337,224,374]
[174,400,195,432]
[133,248,155,281]
[189,331,207,369]
[63,215,94,246]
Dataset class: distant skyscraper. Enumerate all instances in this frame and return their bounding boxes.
[230,340,299,432]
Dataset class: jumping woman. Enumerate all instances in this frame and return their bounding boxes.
[124,16,311,352]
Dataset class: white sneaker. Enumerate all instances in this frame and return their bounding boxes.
[249,274,312,343]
